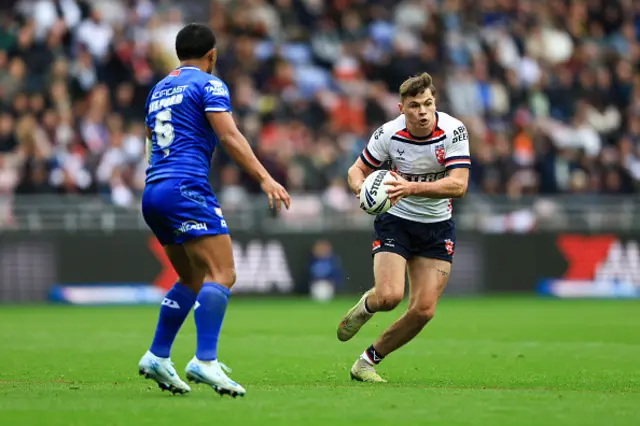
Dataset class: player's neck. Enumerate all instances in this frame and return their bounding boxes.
[406,127,428,138]
[179,61,208,73]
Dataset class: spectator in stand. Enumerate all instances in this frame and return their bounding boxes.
[0,0,636,227]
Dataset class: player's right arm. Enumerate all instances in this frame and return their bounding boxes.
[347,158,374,197]
[348,124,390,196]
[207,112,290,211]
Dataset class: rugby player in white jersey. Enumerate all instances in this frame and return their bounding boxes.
[338,73,471,382]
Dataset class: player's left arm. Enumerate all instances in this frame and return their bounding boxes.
[145,126,152,162]
[144,87,155,163]
[386,122,471,201]
[399,168,469,199]
[202,80,290,209]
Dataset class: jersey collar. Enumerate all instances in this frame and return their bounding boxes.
[176,66,200,71]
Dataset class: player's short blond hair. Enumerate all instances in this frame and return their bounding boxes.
[399,72,437,101]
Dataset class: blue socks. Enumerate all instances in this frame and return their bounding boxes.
[149,283,197,358]
[194,282,230,361]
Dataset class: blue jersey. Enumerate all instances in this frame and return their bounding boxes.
[144,66,232,183]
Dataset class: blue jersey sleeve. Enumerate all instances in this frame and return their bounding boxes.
[202,79,232,113]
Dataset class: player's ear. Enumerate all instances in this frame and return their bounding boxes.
[398,102,404,114]
[209,48,217,64]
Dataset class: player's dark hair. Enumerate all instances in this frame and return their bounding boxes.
[175,23,217,61]
[399,72,437,100]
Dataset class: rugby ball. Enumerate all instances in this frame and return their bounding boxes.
[359,170,396,215]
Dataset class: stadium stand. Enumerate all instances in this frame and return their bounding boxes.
[0,0,639,221]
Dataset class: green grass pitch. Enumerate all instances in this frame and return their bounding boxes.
[1,297,639,426]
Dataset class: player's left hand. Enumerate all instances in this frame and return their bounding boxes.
[260,176,291,211]
[385,171,416,205]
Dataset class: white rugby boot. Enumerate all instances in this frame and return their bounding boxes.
[185,357,246,398]
[350,357,387,383]
[337,290,374,342]
[138,350,191,395]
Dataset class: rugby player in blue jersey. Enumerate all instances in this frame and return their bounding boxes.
[137,23,290,397]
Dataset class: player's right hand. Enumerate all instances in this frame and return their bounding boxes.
[260,177,291,211]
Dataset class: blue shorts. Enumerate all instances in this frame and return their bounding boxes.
[372,213,456,262]
[141,178,229,246]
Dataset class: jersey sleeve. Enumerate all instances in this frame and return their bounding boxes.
[444,123,471,171]
[202,79,232,113]
[359,124,390,169]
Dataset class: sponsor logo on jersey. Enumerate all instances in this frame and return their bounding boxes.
[452,126,468,143]
[206,80,229,96]
[152,85,188,100]
[393,168,447,183]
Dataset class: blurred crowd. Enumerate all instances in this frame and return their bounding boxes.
[0,0,639,221]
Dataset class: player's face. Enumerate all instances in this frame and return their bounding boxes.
[206,49,217,74]
[399,89,436,135]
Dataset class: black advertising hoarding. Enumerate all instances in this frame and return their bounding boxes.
[482,233,640,296]
[11,229,638,302]
[0,230,484,303]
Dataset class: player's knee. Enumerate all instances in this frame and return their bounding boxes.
[375,288,403,311]
[408,305,436,324]
[178,278,203,293]
[207,267,236,289]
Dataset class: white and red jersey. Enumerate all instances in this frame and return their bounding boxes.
[359,111,471,223]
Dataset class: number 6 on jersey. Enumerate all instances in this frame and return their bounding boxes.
[155,109,175,155]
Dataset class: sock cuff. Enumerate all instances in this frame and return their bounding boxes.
[171,282,197,300]
[202,282,230,297]
[365,344,384,365]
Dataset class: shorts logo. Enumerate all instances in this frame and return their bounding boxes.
[444,239,454,255]
[435,146,445,165]
[180,185,207,207]
[372,240,381,251]
[175,220,208,236]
